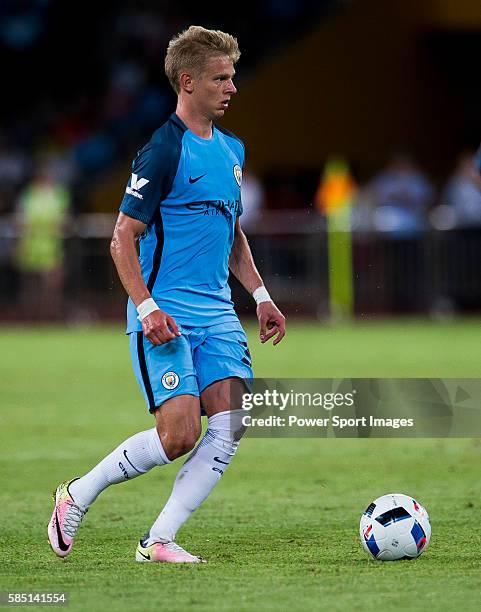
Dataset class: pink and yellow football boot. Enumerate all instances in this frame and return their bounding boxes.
[48,479,86,558]
[135,536,206,564]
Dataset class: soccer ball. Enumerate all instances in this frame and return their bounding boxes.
[360,493,431,561]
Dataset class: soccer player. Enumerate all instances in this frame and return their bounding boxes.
[48,26,285,563]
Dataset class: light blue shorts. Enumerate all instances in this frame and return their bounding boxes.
[129,320,253,412]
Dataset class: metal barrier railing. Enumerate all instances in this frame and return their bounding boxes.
[1,212,481,319]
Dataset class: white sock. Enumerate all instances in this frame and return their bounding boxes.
[69,427,170,509]
[147,410,244,543]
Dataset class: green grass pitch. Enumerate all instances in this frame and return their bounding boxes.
[1,319,481,611]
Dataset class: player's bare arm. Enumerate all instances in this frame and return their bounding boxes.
[110,212,180,345]
[229,218,286,345]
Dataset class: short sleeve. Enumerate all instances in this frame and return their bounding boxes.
[119,143,177,225]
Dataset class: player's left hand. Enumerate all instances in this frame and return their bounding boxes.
[257,301,286,346]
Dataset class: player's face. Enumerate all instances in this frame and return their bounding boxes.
[193,55,237,120]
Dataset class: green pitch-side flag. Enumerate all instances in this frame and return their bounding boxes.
[315,157,356,320]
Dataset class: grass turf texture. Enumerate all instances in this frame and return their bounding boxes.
[1,319,481,611]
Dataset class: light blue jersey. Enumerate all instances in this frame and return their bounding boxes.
[120,113,244,332]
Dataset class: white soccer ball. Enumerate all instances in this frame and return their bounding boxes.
[360,493,431,561]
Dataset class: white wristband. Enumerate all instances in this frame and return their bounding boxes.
[253,286,272,305]
[136,298,160,321]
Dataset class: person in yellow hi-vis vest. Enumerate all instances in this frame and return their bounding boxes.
[315,157,356,320]
[15,164,70,319]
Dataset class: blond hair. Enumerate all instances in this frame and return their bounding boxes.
[165,26,240,93]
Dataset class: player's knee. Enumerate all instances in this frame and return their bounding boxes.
[158,426,200,461]
[176,433,199,458]
[166,438,197,460]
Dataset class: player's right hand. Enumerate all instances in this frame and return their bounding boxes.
[142,309,181,345]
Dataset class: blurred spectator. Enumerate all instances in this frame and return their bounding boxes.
[1,2,331,216]
[365,153,435,234]
[15,162,70,319]
[241,169,265,230]
[0,139,29,213]
[442,151,481,227]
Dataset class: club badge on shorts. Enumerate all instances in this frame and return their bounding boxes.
[162,371,179,390]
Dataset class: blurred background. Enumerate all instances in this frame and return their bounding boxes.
[1,0,481,323]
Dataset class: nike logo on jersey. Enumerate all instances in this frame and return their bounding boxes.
[55,510,70,551]
[189,173,206,184]
[126,173,149,199]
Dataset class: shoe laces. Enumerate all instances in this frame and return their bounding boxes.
[63,501,86,538]
[164,541,191,555]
